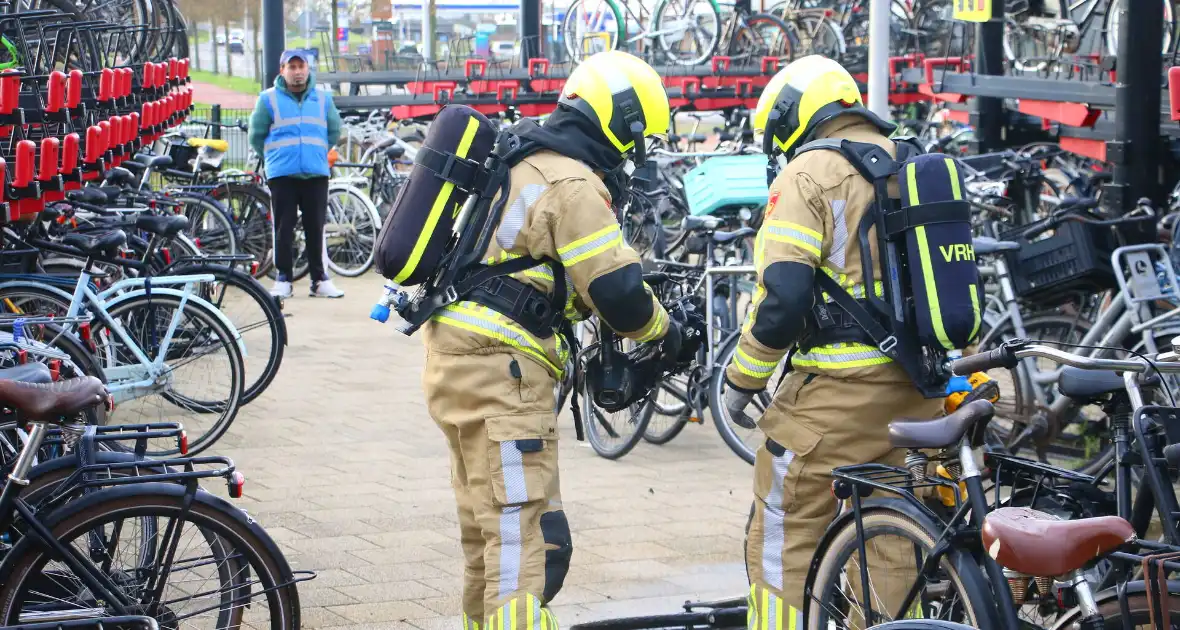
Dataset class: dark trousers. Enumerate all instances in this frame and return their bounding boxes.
[270,176,328,282]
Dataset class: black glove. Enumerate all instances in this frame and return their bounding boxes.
[676,310,706,364]
[658,319,683,372]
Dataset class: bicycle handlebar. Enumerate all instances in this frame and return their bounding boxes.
[1020,199,1155,239]
[951,340,1180,376]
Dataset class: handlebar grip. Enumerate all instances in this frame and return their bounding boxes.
[952,346,1018,375]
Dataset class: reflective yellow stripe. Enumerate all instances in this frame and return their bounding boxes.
[434,302,561,375]
[559,225,623,266]
[633,294,666,342]
[393,117,481,283]
[510,597,518,630]
[793,343,892,369]
[969,284,981,343]
[906,161,920,206]
[734,347,777,379]
[761,587,769,630]
[775,595,783,630]
[914,225,952,350]
[764,220,822,257]
[945,158,962,200]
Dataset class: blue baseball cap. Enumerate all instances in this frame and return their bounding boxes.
[279,49,308,65]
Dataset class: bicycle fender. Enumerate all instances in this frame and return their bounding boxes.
[0,279,75,303]
[105,288,248,358]
[802,497,1000,630]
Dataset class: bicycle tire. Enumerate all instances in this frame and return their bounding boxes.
[561,0,624,63]
[174,191,241,257]
[807,507,993,630]
[708,333,782,465]
[1105,0,1173,57]
[579,343,654,460]
[862,622,976,630]
[643,375,692,444]
[325,183,380,277]
[570,607,746,630]
[208,182,275,278]
[977,313,1113,473]
[1054,585,1180,629]
[168,262,285,405]
[0,285,109,385]
[653,0,720,66]
[789,9,845,57]
[0,483,300,630]
[730,12,799,65]
[88,293,245,457]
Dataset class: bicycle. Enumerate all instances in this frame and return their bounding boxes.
[0,228,246,456]
[0,375,311,629]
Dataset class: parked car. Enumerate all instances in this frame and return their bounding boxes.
[229,29,244,53]
[215,32,226,45]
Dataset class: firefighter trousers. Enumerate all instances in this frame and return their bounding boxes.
[423,350,572,630]
[745,371,944,629]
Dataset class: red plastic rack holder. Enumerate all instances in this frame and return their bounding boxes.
[60,133,80,190]
[98,68,115,103]
[1169,66,1180,121]
[67,69,82,110]
[921,57,969,103]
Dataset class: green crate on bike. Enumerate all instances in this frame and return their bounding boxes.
[682,154,769,217]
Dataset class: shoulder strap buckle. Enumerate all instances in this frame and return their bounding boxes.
[878,335,898,354]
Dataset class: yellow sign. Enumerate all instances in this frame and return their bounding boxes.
[953,0,992,22]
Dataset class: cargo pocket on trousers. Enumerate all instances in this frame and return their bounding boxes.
[754,416,821,514]
[488,413,558,507]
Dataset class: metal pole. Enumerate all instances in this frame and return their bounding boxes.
[262,0,284,87]
[865,0,890,117]
[520,0,541,66]
[211,104,222,139]
[422,0,435,61]
[1107,0,1163,216]
[970,1,1004,153]
[332,0,340,57]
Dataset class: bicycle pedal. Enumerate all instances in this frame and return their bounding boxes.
[688,416,703,424]
[964,380,1001,405]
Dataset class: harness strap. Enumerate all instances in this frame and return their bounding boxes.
[813,272,898,357]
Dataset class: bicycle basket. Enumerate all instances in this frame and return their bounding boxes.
[682,154,769,217]
[1000,219,1117,304]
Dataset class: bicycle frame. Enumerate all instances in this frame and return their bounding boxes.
[56,271,228,404]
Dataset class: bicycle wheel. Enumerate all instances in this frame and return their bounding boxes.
[728,12,799,65]
[1054,586,1180,629]
[708,333,787,465]
[653,0,720,66]
[168,262,285,405]
[325,183,380,277]
[1106,0,1173,57]
[643,373,693,444]
[789,9,845,57]
[0,483,300,630]
[807,507,993,630]
[89,293,245,456]
[208,182,274,278]
[569,606,746,630]
[174,192,240,257]
[578,341,654,460]
[976,313,1110,473]
[561,0,623,63]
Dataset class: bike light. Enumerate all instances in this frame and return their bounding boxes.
[228,471,245,499]
[162,247,172,265]
[16,349,26,364]
[179,430,189,454]
[48,359,60,381]
[193,237,201,248]
[250,261,259,275]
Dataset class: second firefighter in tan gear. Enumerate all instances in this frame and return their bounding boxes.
[724,55,943,628]
[422,50,682,630]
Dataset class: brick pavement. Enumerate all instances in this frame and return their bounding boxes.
[216,272,753,630]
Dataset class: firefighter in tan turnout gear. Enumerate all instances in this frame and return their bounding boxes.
[722,56,945,626]
[421,51,699,630]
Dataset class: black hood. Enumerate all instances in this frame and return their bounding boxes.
[508,106,630,202]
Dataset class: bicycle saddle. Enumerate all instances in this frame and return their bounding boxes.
[135,214,190,238]
[146,155,174,169]
[384,145,405,160]
[0,375,107,422]
[1057,367,1126,401]
[683,215,723,231]
[103,167,136,187]
[712,227,755,243]
[642,272,671,287]
[62,229,127,257]
[0,363,53,384]
[888,399,995,449]
[67,187,110,206]
[121,160,146,174]
[981,507,1133,577]
[971,236,1020,255]
[666,133,706,144]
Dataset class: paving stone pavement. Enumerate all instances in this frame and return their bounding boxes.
[216,273,755,629]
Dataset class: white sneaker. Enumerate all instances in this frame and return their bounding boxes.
[270,280,293,299]
[310,279,345,298]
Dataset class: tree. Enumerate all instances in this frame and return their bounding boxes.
[223,21,233,77]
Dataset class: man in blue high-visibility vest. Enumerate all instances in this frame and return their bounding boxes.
[249,49,344,298]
